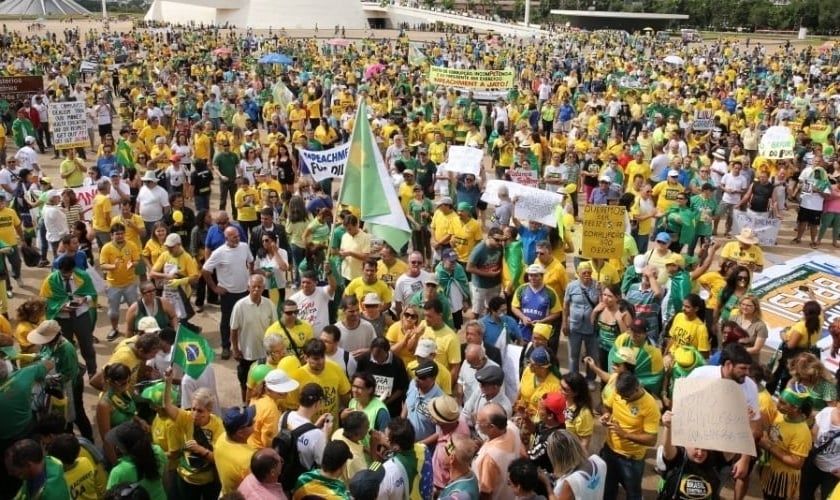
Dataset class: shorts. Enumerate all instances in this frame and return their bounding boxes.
[718,202,735,220]
[106,284,139,320]
[797,207,822,226]
[470,283,501,316]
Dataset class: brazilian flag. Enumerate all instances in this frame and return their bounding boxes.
[171,325,214,379]
[116,138,134,169]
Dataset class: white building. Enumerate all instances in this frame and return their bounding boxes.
[144,0,370,29]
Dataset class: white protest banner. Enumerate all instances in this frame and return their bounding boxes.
[481,179,565,227]
[672,378,756,457]
[732,210,781,246]
[50,101,89,150]
[72,185,97,221]
[444,145,483,176]
[298,142,350,182]
[502,343,522,403]
[507,168,539,187]
[693,110,714,131]
[759,126,795,159]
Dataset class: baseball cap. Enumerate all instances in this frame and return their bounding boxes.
[668,169,680,177]
[362,293,382,306]
[436,196,453,206]
[655,232,671,244]
[529,346,551,366]
[456,201,473,212]
[223,405,257,434]
[475,365,504,385]
[264,369,299,393]
[633,254,647,274]
[414,339,437,358]
[630,318,647,334]
[424,275,440,286]
[414,359,439,379]
[441,248,457,262]
[610,346,637,366]
[349,466,387,500]
[526,264,545,275]
[164,233,181,247]
[136,316,161,334]
[542,393,567,423]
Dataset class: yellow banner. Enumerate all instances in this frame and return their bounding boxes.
[428,67,514,90]
[581,206,625,260]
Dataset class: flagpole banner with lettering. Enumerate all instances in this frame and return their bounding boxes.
[298,142,351,182]
[338,100,411,252]
[748,252,840,369]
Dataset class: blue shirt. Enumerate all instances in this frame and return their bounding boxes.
[405,382,443,442]
[517,225,549,265]
[204,223,247,251]
[96,155,117,178]
[52,252,88,270]
[480,313,520,346]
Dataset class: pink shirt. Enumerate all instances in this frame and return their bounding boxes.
[432,417,471,488]
[237,473,287,500]
[824,185,840,214]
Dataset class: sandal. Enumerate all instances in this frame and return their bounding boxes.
[791,238,801,244]
[810,242,819,249]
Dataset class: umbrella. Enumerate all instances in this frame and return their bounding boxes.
[327,38,352,47]
[259,53,292,65]
[818,41,835,53]
[212,47,232,56]
[663,55,684,65]
[364,62,385,80]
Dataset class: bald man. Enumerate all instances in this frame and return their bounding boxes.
[202,224,254,359]
[472,403,522,500]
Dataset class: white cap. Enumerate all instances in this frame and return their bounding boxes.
[264,369,299,393]
[668,170,680,177]
[137,316,161,334]
[414,338,437,358]
[164,233,181,247]
[633,254,647,274]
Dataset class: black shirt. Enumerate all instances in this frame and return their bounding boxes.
[355,354,410,418]
[658,447,726,500]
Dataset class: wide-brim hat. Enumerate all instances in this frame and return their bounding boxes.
[140,171,159,182]
[735,228,759,245]
[428,395,460,424]
[27,320,62,345]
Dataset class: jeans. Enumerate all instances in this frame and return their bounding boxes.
[106,284,139,322]
[568,330,599,382]
[194,193,210,212]
[219,291,248,350]
[56,313,97,376]
[219,179,237,218]
[601,445,645,500]
[634,232,649,254]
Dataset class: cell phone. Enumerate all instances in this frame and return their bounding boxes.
[798,285,810,292]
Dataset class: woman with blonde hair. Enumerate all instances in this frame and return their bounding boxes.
[538,430,606,499]
[788,353,836,412]
[15,297,45,355]
[731,294,768,363]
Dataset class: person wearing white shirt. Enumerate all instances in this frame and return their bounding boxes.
[14,137,40,173]
[229,274,278,400]
[718,161,749,236]
[202,227,254,360]
[321,325,357,379]
[42,190,68,258]
[457,344,499,407]
[377,418,417,500]
[107,172,131,215]
[393,253,431,315]
[284,383,333,470]
[136,171,171,236]
[289,269,335,336]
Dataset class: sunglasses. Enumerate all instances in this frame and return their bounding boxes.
[283,310,299,315]
[403,312,418,319]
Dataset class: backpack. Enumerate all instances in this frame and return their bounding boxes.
[273,411,318,493]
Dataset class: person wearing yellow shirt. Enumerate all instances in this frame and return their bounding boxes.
[720,229,765,272]
[214,405,259,496]
[193,126,212,162]
[450,202,482,265]
[428,133,447,164]
[91,179,112,246]
[430,198,457,258]
[313,118,338,148]
[148,137,173,172]
[138,116,168,152]
[344,261,394,310]
[125,129,147,162]
[406,338,452,395]
[398,170,417,215]
[234,177,260,234]
[111,200,146,249]
[264,301,314,357]
[515,347,561,423]
[601,371,660,499]
[289,339,351,424]
[664,294,710,360]
[624,151,651,185]
[419,298,462,383]
[289,102,308,132]
[98,223,141,339]
[652,171,684,214]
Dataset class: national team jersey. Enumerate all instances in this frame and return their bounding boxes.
[511,285,560,342]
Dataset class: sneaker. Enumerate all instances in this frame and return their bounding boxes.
[106,329,120,341]
[220,348,231,360]
[5,290,11,299]
[37,260,50,268]
[195,305,204,313]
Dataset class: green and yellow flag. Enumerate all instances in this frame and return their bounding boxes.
[116,138,133,169]
[338,100,411,251]
[171,325,214,379]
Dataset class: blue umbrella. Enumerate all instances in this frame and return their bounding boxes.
[259,53,292,65]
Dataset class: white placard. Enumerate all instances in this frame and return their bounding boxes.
[72,185,97,221]
[444,145,484,177]
[50,101,89,150]
[507,168,539,187]
[693,110,714,131]
[481,179,565,227]
[732,210,781,246]
[298,142,350,182]
[503,343,522,403]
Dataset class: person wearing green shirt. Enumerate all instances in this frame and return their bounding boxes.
[689,183,719,255]
[407,187,434,262]
[106,421,167,500]
[663,192,699,252]
[27,320,82,433]
[11,109,35,149]
[212,141,240,218]
[6,440,70,500]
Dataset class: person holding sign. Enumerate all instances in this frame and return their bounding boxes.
[657,410,729,500]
